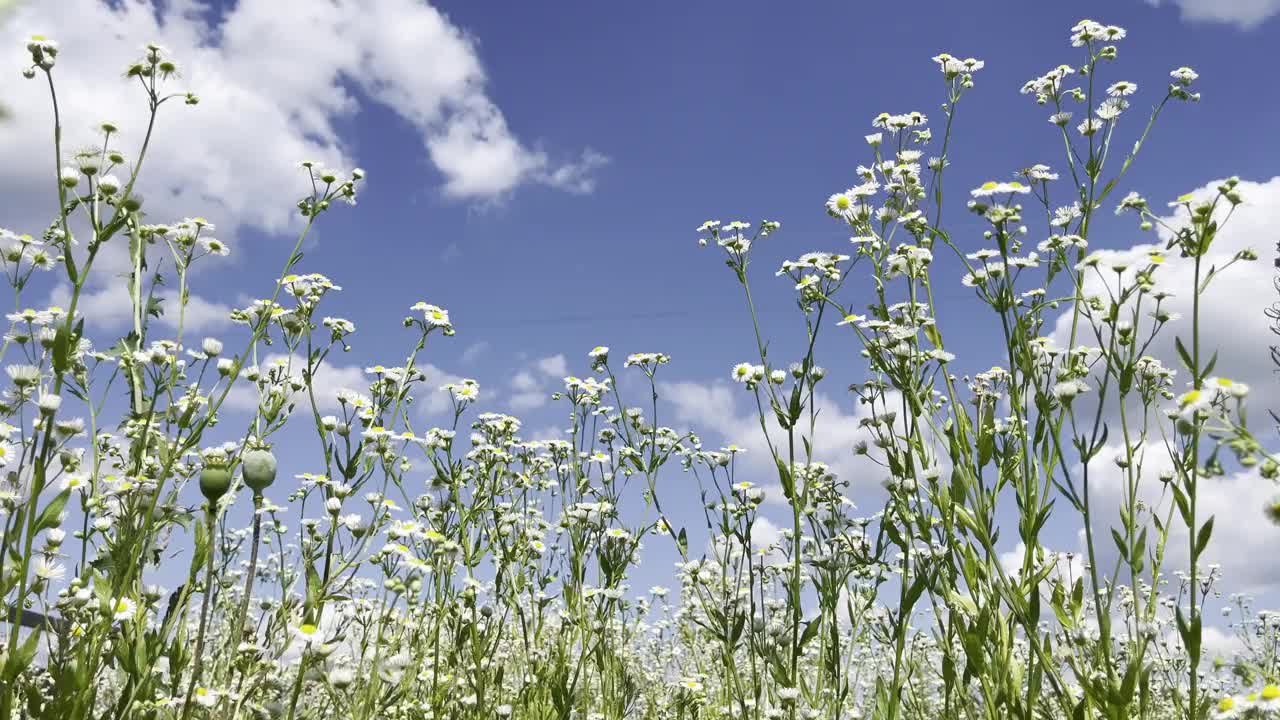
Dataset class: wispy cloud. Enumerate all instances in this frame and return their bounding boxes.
[1145,0,1280,29]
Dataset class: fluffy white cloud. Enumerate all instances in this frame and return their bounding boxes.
[4,0,605,372]
[1045,176,1280,591]
[511,370,539,393]
[508,388,546,411]
[707,515,786,567]
[225,353,367,412]
[225,354,469,418]
[505,354,567,412]
[419,362,471,416]
[536,354,568,378]
[1052,176,1280,427]
[1079,440,1279,593]
[0,0,605,240]
[998,540,1086,588]
[49,280,232,334]
[660,379,889,502]
[1146,0,1280,29]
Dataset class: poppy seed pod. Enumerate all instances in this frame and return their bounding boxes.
[242,448,277,493]
[199,463,232,502]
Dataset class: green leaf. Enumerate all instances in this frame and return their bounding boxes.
[1176,605,1201,661]
[1174,337,1195,374]
[51,323,71,374]
[924,322,943,349]
[798,618,822,650]
[1195,516,1214,559]
[904,573,927,612]
[1120,660,1139,702]
[977,403,995,468]
[3,624,41,681]
[1171,482,1193,528]
[1110,528,1128,563]
[775,457,795,500]
[729,613,745,645]
[34,489,70,533]
[305,563,323,614]
[787,385,803,425]
[1200,352,1218,383]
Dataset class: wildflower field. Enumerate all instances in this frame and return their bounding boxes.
[2,10,1280,720]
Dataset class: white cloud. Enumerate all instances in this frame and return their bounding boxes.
[225,353,367,412]
[511,370,539,392]
[0,0,606,242]
[1052,176,1280,426]
[1080,440,1280,593]
[1046,176,1280,591]
[536,354,568,377]
[225,354,469,418]
[49,281,232,334]
[420,362,470,416]
[527,425,568,443]
[1146,0,1280,29]
[509,390,547,411]
[660,379,892,500]
[540,148,611,195]
[998,540,1085,586]
[1202,624,1246,661]
[502,354,567,412]
[459,341,490,364]
[706,515,786,568]
[749,516,783,549]
[174,291,236,333]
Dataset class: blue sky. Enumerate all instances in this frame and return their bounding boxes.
[2,0,1280,600]
[304,0,1280,386]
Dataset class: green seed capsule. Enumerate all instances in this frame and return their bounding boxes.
[241,448,277,492]
[199,465,232,502]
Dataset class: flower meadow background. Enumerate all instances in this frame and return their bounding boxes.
[1,1,1280,719]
